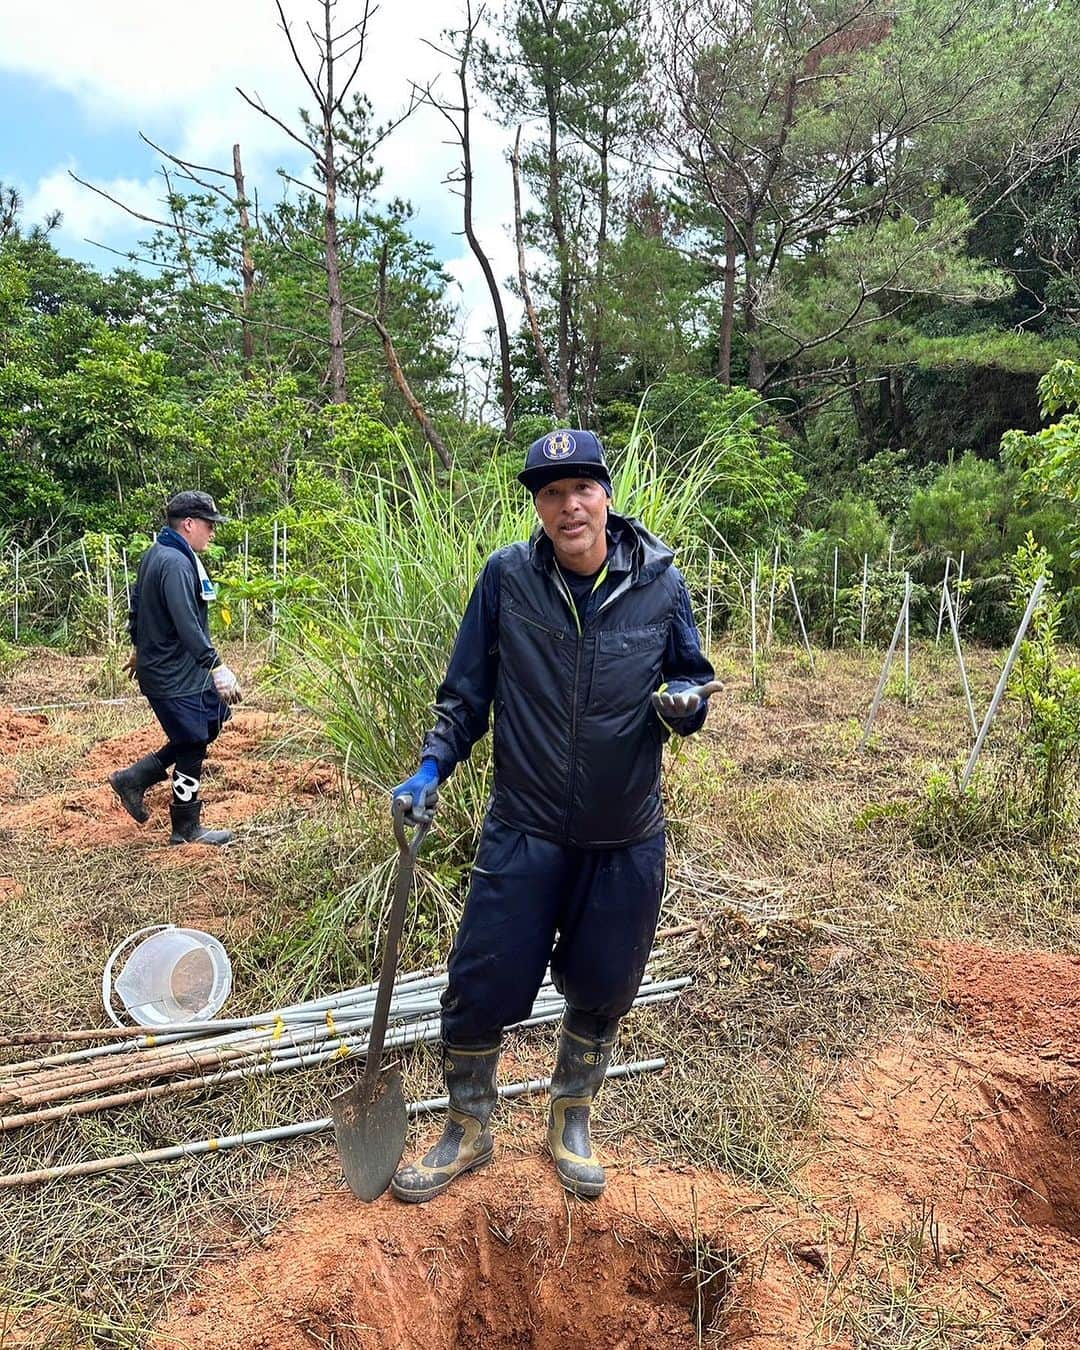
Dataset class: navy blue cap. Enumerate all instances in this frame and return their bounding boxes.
[518,429,613,496]
[165,490,229,524]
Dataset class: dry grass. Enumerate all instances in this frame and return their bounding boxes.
[0,639,1078,1343]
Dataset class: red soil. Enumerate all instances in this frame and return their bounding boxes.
[0,707,336,850]
[150,943,1080,1350]
[2,688,1078,1346]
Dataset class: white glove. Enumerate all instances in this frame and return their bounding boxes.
[212,664,241,702]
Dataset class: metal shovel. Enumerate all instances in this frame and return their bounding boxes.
[331,796,432,1201]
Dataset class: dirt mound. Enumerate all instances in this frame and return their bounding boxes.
[0,707,337,849]
[934,941,1080,1057]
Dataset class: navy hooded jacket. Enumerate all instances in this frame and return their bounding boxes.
[128,528,223,699]
[422,512,714,848]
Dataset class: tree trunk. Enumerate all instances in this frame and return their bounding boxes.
[457,24,515,436]
[540,8,571,420]
[347,305,452,469]
[321,3,348,404]
[719,202,737,386]
[231,144,256,371]
[744,225,765,391]
[848,359,875,446]
[582,118,612,425]
[512,127,560,415]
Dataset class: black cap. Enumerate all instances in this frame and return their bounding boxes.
[518,429,613,496]
[165,490,229,524]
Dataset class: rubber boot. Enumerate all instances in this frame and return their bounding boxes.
[169,799,233,847]
[391,1043,500,1203]
[109,753,167,824]
[547,1019,617,1199]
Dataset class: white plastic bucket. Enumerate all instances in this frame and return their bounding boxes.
[108,926,232,1028]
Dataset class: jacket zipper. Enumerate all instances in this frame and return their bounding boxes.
[550,566,584,839]
[507,604,565,640]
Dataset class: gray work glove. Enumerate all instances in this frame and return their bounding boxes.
[122,647,138,680]
[651,680,722,720]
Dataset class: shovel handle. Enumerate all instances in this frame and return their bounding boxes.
[393,795,433,858]
[360,801,432,1102]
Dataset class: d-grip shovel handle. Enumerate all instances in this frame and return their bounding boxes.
[360,799,432,1102]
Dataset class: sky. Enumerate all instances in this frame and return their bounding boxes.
[0,0,521,357]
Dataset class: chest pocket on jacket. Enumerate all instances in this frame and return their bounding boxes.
[593,625,667,712]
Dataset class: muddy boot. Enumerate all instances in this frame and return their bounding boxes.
[109,753,167,824]
[547,1019,617,1199]
[391,1044,500,1203]
[169,799,233,847]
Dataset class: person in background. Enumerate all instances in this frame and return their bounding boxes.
[389,430,716,1203]
[109,490,241,846]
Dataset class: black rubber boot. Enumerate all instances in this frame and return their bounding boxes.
[169,799,233,847]
[391,1043,500,1203]
[109,753,167,824]
[547,1019,617,1199]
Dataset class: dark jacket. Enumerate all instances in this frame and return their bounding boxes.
[129,528,222,699]
[422,513,714,848]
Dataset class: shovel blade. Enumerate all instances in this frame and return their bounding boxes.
[331,1068,407,1202]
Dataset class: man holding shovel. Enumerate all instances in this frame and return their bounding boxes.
[390,430,716,1203]
[109,490,241,846]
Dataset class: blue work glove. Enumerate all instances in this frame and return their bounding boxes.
[391,758,439,823]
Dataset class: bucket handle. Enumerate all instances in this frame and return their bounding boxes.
[102,924,176,1028]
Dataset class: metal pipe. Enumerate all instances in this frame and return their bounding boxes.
[1,980,690,1112]
[961,575,1046,789]
[0,990,690,1133]
[0,1060,667,1188]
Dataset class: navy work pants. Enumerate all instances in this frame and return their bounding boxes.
[440,815,666,1048]
[147,690,230,802]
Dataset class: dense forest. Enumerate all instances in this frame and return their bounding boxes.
[1,0,1078,642]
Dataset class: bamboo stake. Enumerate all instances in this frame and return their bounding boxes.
[859,553,868,647]
[961,576,1046,790]
[903,572,911,699]
[750,573,759,694]
[242,527,250,647]
[944,585,978,737]
[12,546,19,642]
[935,556,952,643]
[705,547,714,654]
[766,542,780,647]
[788,576,815,672]
[0,995,687,1135]
[831,545,839,646]
[954,550,966,631]
[1,978,686,1110]
[104,535,115,649]
[270,520,279,656]
[0,1061,667,1189]
[860,589,910,747]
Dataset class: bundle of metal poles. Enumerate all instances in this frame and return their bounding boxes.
[0,964,689,1134]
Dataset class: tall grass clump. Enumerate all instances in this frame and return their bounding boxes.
[279,418,775,976]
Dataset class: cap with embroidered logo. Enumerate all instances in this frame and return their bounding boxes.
[518,429,613,497]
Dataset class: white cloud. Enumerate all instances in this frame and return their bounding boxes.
[20,166,162,255]
[1,0,523,350]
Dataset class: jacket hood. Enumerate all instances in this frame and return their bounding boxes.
[528,510,674,586]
